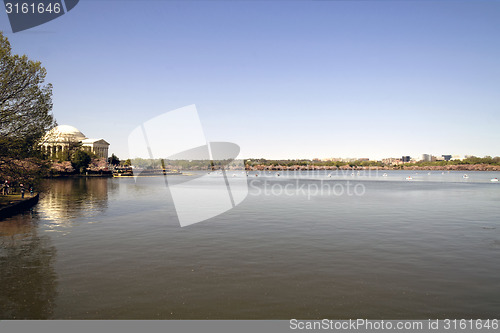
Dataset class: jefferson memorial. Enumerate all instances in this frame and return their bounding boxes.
[41,125,110,159]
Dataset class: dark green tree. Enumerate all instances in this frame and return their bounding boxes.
[108,153,120,166]
[71,150,92,174]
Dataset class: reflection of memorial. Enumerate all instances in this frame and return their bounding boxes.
[0,214,57,319]
[38,178,110,221]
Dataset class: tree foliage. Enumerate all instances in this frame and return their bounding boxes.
[108,153,120,166]
[71,150,92,173]
[0,32,56,157]
[0,31,56,186]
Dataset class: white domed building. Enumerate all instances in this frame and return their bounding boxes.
[41,125,110,159]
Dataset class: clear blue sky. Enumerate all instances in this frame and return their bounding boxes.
[1,0,499,160]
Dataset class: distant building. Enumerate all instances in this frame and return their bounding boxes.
[41,125,110,159]
[421,154,432,162]
[402,156,411,163]
[442,155,452,161]
[382,158,402,165]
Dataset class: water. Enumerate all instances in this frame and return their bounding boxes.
[1,171,499,319]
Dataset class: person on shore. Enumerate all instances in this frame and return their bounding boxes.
[30,186,34,196]
[20,183,25,198]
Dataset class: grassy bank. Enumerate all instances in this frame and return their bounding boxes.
[0,194,29,208]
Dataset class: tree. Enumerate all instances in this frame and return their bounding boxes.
[88,157,108,172]
[0,31,56,187]
[108,153,120,166]
[71,150,92,173]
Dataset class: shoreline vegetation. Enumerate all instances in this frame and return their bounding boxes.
[127,156,500,172]
[245,156,500,171]
[245,163,500,171]
[249,156,500,171]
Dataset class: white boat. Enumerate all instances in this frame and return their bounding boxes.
[463,174,469,179]
[406,176,412,180]
[491,178,499,182]
[382,173,388,177]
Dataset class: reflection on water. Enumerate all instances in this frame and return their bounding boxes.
[0,178,112,319]
[38,178,111,225]
[0,212,57,319]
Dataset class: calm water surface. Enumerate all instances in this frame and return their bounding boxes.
[1,170,499,319]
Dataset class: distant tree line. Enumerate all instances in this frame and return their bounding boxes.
[107,156,500,171]
[245,156,500,169]
[396,156,500,168]
[125,158,242,170]
[245,158,384,168]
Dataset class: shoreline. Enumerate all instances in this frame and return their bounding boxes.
[0,193,40,220]
[245,163,500,172]
[47,173,113,178]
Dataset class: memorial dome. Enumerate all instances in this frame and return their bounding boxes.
[44,125,87,142]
